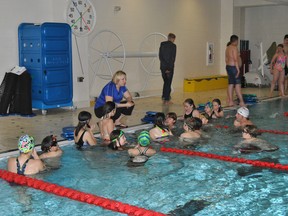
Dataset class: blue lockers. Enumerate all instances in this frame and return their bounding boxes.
[18,22,73,112]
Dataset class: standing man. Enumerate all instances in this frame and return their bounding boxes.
[159,33,177,105]
[225,35,245,107]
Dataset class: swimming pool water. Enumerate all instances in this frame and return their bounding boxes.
[0,98,288,216]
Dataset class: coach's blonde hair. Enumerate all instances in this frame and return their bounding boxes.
[112,70,126,84]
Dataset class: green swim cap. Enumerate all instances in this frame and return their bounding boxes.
[138,131,150,147]
[18,134,35,153]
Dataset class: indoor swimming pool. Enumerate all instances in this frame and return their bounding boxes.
[0,98,288,216]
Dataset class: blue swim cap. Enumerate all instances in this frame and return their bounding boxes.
[18,134,35,153]
[138,131,150,147]
[205,102,212,109]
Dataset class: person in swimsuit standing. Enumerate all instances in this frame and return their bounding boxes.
[269,44,287,97]
[225,35,245,107]
[7,135,45,175]
[74,111,97,149]
[283,35,288,93]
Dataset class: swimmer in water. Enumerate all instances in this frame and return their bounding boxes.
[234,107,253,128]
[180,117,202,139]
[7,135,45,175]
[233,125,279,153]
[74,111,97,149]
[149,112,172,141]
[108,129,127,150]
[128,131,156,158]
[98,101,116,142]
[39,135,63,159]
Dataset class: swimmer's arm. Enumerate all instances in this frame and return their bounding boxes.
[214,110,224,118]
[54,148,63,157]
[150,133,157,141]
[232,47,240,77]
[106,120,115,137]
[86,129,97,146]
[270,54,278,71]
[238,52,242,68]
[37,159,46,172]
[32,148,41,160]
[233,119,241,127]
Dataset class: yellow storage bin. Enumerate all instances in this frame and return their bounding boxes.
[184,75,228,92]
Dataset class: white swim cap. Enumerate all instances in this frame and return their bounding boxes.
[237,107,249,118]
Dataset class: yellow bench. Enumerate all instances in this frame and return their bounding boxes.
[184,75,228,92]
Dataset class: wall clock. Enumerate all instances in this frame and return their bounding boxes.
[66,0,96,36]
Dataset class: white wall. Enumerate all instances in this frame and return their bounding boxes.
[0,0,53,78]
[0,0,223,108]
[244,5,288,70]
[220,0,234,75]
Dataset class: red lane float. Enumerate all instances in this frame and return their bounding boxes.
[0,169,166,216]
[160,147,288,171]
[215,125,288,135]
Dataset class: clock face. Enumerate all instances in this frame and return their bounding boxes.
[66,0,96,36]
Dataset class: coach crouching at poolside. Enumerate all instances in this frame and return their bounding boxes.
[94,70,135,128]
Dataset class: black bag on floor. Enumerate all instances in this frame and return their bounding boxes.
[9,72,32,115]
[0,73,18,115]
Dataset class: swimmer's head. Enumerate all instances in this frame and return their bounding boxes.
[154,112,166,127]
[230,35,238,43]
[102,101,116,117]
[183,98,195,108]
[138,131,150,147]
[212,98,222,111]
[41,135,58,152]
[184,117,202,131]
[78,111,92,124]
[18,134,35,154]
[212,98,221,106]
[166,112,177,122]
[165,112,177,126]
[109,130,126,150]
[242,125,260,138]
[277,44,284,49]
[237,107,249,118]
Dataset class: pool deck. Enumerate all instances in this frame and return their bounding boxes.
[0,87,275,153]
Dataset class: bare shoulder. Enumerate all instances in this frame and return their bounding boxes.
[7,157,16,167]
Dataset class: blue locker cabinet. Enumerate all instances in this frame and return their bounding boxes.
[18,22,73,114]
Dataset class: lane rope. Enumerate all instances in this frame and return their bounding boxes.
[160,147,288,171]
[0,169,166,216]
[215,125,288,135]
